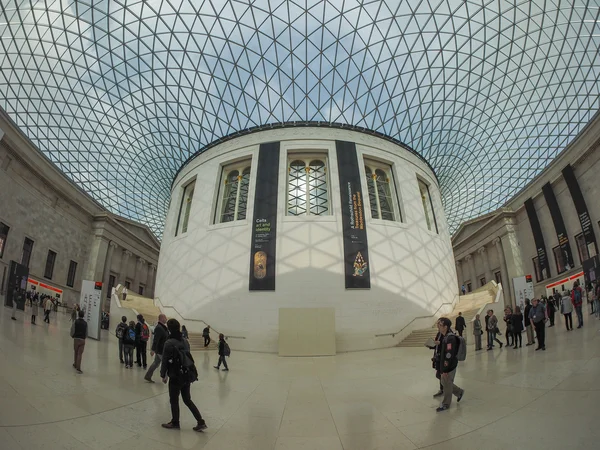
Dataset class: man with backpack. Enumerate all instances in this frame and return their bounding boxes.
[571,281,584,328]
[115,316,128,363]
[214,333,230,371]
[145,314,168,382]
[436,317,465,412]
[123,321,137,368]
[135,314,150,368]
[160,318,206,432]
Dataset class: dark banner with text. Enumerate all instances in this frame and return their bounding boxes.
[249,142,280,291]
[542,182,574,270]
[5,260,29,310]
[562,164,598,257]
[336,141,371,289]
[524,198,550,279]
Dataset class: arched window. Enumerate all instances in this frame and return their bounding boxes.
[216,161,252,223]
[364,161,400,222]
[418,178,438,233]
[287,157,329,216]
[175,180,196,235]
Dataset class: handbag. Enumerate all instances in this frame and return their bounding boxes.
[480,330,484,336]
[494,327,502,335]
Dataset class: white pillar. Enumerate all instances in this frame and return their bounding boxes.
[478,246,492,285]
[102,241,118,308]
[465,254,476,291]
[456,260,464,294]
[119,250,132,286]
[494,237,511,307]
[147,264,157,298]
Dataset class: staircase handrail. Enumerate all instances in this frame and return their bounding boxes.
[374,300,455,338]
[154,298,246,340]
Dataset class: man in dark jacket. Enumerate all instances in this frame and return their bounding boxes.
[214,333,229,371]
[524,298,535,346]
[455,312,466,337]
[571,281,584,328]
[70,310,88,374]
[115,316,128,364]
[145,314,168,382]
[430,320,444,398]
[160,319,207,432]
[135,314,148,368]
[436,317,464,412]
[202,325,211,347]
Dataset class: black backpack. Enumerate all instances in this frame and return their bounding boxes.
[173,344,199,383]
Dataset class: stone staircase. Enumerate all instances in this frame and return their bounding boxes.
[397,287,496,348]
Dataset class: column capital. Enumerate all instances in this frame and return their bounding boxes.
[124,250,133,257]
[477,246,487,254]
[464,254,472,261]
[150,264,157,271]
[109,241,119,249]
[492,237,502,246]
[138,258,146,265]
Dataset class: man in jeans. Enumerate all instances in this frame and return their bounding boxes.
[436,317,464,412]
[145,314,168,382]
[524,298,536,346]
[70,310,88,374]
[571,281,584,328]
[529,298,547,351]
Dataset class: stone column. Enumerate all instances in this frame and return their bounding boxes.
[119,250,132,286]
[83,235,109,283]
[494,236,511,307]
[102,241,118,308]
[456,260,464,294]
[465,254,476,291]
[147,264,157,299]
[478,246,492,285]
[133,257,146,294]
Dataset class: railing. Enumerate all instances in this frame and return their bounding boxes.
[154,297,246,340]
[374,300,455,338]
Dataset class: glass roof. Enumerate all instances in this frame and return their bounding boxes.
[1,1,600,237]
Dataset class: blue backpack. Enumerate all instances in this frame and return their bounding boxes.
[127,328,136,342]
[574,289,582,304]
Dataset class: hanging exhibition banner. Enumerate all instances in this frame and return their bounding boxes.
[5,260,28,311]
[249,141,280,291]
[513,275,534,312]
[336,140,371,289]
[562,164,598,257]
[524,198,550,279]
[80,280,102,340]
[542,182,574,270]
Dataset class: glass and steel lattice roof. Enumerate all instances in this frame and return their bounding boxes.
[2,1,600,237]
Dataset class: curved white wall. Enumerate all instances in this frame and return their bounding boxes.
[156,127,458,352]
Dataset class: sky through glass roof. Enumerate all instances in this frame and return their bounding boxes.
[1,0,600,237]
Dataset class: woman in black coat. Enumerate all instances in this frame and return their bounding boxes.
[503,307,514,347]
[511,306,524,348]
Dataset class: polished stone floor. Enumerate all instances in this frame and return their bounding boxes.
[1,306,599,450]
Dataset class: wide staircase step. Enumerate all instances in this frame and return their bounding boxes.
[188,333,219,352]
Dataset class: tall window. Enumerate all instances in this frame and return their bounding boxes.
[138,284,145,296]
[533,256,545,283]
[0,222,9,258]
[418,178,438,233]
[287,156,329,216]
[575,233,590,264]
[21,237,34,268]
[44,250,57,279]
[217,162,251,223]
[364,161,400,221]
[494,271,502,285]
[106,274,115,298]
[175,180,196,235]
[67,261,78,288]
[553,245,567,275]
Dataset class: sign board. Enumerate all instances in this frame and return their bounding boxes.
[513,275,534,311]
[80,280,102,340]
[6,260,29,311]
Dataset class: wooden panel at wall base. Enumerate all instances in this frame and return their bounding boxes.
[278,308,336,356]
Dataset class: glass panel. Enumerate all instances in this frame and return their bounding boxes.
[365,166,379,219]
[419,180,433,231]
[44,250,56,279]
[181,184,195,233]
[287,160,306,216]
[220,170,239,222]
[553,246,566,274]
[237,167,251,220]
[375,169,395,221]
[308,160,328,216]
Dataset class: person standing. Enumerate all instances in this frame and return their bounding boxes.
[455,312,466,337]
[547,296,556,327]
[115,316,128,364]
[511,306,524,348]
[524,299,535,346]
[561,290,574,331]
[123,321,137,368]
[160,319,207,432]
[70,310,88,374]
[428,320,444,397]
[571,281,584,328]
[122,286,128,302]
[486,309,503,350]
[135,314,149,368]
[202,325,211,347]
[529,298,547,351]
[145,314,168,382]
[473,314,483,351]
[44,296,53,323]
[435,317,464,412]
[31,297,39,324]
[461,285,466,295]
[503,307,513,347]
[213,333,229,371]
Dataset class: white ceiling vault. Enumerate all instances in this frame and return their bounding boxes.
[1,0,599,237]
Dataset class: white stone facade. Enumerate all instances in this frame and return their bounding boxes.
[157,127,458,352]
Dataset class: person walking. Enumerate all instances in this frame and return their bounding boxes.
[115,316,128,364]
[529,298,547,351]
[486,309,503,350]
[571,281,584,328]
[547,296,556,327]
[213,333,229,371]
[428,320,444,398]
[123,321,137,368]
[160,318,207,432]
[561,290,574,331]
[135,314,150,369]
[145,314,168,382]
[70,310,88,374]
[31,297,39,324]
[44,296,53,323]
[455,312,466,337]
[511,306,524,348]
[524,298,535,346]
[473,314,483,351]
[435,317,464,412]
[122,286,128,301]
[202,325,211,347]
[503,307,513,347]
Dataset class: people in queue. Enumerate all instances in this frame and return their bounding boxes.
[561,290,574,331]
[486,309,503,350]
[529,298,547,351]
[511,306,524,348]
[123,320,137,368]
[135,314,150,369]
[145,314,168,383]
[115,316,128,364]
[503,307,513,347]
[473,314,483,351]
[571,281,584,328]
[524,298,535,346]
[70,310,88,374]
[546,296,556,327]
[435,317,464,412]
[455,312,466,337]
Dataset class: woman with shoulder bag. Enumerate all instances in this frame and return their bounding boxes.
[511,306,524,348]
[503,307,513,347]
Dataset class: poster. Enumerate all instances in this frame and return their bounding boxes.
[513,275,534,311]
[524,198,550,279]
[5,260,28,311]
[336,140,371,289]
[80,280,102,340]
[249,142,280,291]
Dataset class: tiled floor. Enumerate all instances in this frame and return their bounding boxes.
[1,306,600,449]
